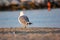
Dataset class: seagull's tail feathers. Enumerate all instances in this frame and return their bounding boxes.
[27,22,32,25]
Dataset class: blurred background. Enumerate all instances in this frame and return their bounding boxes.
[0,0,60,11]
[0,0,60,28]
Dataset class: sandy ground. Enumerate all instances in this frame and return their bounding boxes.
[0,28,60,40]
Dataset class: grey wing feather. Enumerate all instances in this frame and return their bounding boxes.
[19,16,29,24]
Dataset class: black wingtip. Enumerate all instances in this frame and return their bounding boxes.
[27,22,32,25]
[29,22,32,25]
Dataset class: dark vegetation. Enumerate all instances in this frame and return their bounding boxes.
[0,0,60,11]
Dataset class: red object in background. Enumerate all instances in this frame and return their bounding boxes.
[47,2,51,11]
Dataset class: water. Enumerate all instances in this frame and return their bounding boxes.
[0,9,60,28]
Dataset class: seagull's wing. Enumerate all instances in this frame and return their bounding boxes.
[19,16,29,25]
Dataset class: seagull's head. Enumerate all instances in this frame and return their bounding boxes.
[20,11,24,16]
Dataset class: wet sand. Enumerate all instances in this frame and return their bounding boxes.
[0,27,60,40]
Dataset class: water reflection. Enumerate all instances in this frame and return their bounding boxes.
[0,9,60,28]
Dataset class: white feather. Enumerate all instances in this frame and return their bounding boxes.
[18,11,24,24]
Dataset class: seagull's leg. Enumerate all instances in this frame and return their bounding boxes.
[24,25,26,28]
[25,24,28,28]
[22,25,26,28]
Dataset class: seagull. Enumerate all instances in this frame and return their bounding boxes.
[18,11,32,28]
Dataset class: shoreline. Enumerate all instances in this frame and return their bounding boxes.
[0,27,60,40]
[0,27,60,33]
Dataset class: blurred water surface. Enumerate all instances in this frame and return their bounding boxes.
[0,9,60,28]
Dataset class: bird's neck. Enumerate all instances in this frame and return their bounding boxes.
[20,14,24,16]
[20,13,24,16]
